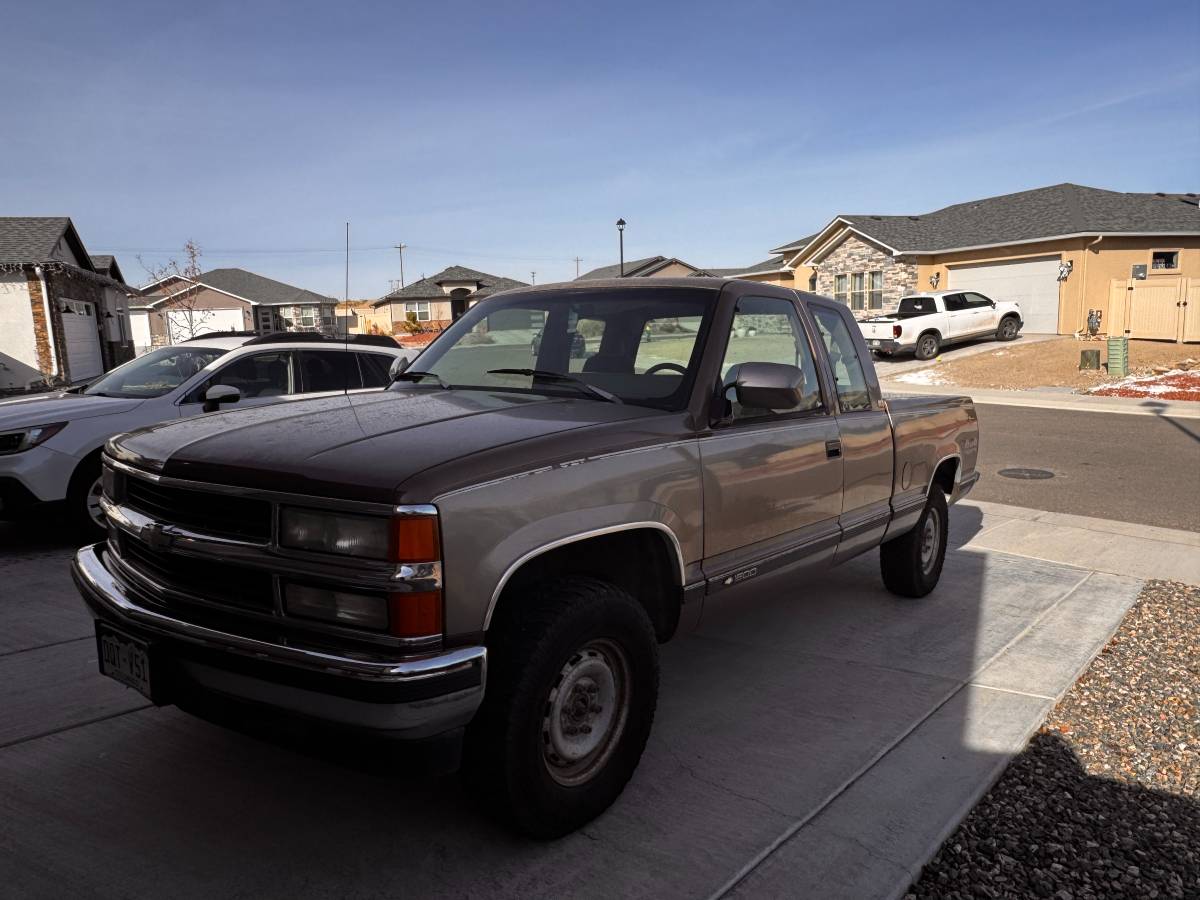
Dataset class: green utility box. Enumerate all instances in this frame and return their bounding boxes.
[1106,336,1129,377]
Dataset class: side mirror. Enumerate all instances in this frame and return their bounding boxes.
[201,384,241,413]
[389,355,412,381]
[734,362,806,410]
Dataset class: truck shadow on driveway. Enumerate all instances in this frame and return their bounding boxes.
[0,503,1153,898]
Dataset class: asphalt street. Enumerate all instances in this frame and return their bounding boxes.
[971,404,1200,532]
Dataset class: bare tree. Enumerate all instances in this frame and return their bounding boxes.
[139,240,217,344]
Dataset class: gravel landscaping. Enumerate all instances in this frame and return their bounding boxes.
[906,580,1199,900]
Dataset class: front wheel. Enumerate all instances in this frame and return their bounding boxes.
[996,316,1020,341]
[880,488,948,597]
[67,456,105,538]
[914,333,940,361]
[464,577,659,838]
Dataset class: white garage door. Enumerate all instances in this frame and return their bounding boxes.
[60,300,104,382]
[165,308,246,343]
[948,256,1062,333]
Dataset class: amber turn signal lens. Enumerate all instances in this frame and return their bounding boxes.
[388,590,443,638]
[392,515,440,562]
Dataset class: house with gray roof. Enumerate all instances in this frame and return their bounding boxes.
[372,266,527,335]
[0,216,138,390]
[576,256,714,280]
[742,184,1199,335]
[135,267,338,352]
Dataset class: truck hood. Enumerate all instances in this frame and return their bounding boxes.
[109,388,662,502]
[0,392,144,431]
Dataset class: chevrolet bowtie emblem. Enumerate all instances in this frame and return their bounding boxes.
[142,522,175,550]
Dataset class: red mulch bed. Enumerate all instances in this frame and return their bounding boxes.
[1090,370,1200,401]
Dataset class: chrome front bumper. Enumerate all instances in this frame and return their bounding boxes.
[72,542,486,739]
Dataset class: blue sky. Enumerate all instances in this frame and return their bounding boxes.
[2,0,1197,296]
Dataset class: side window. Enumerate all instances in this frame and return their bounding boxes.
[718,296,822,421]
[297,350,361,393]
[810,306,873,413]
[357,352,393,388]
[633,315,703,374]
[204,351,294,399]
[943,293,968,312]
[962,292,993,308]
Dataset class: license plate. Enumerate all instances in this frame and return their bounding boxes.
[96,623,154,701]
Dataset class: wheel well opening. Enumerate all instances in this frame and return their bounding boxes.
[493,529,683,642]
[918,329,941,342]
[931,457,959,497]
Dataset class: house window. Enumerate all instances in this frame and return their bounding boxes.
[833,274,848,304]
[404,301,431,322]
[868,271,884,309]
[1151,250,1179,271]
[850,273,865,310]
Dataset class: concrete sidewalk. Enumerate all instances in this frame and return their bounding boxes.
[880,381,1200,418]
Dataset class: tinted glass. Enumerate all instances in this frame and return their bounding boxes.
[962,292,993,308]
[297,350,360,392]
[207,351,293,398]
[810,305,873,413]
[719,297,822,420]
[84,346,226,399]
[943,294,968,312]
[357,352,393,388]
[897,296,937,315]
[412,288,717,410]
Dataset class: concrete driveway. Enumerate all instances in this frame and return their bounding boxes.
[3,501,1181,899]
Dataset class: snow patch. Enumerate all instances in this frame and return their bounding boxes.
[894,369,949,386]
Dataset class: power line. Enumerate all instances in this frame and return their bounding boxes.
[94,243,580,263]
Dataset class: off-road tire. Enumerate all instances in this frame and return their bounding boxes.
[996,316,1020,341]
[67,455,105,539]
[880,487,948,597]
[463,577,659,838]
[914,332,940,361]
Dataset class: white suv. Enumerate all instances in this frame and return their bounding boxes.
[0,333,412,533]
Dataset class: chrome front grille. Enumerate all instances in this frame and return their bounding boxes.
[125,478,272,543]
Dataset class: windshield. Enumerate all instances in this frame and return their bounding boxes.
[84,346,227,399]
[409,288,717,410]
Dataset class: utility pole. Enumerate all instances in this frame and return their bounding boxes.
[574,256,582,279]
[530,271,536,285]
[393,243,407,288]
[344,223,350,303]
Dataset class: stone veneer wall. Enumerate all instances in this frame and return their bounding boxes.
[813,234,918,317]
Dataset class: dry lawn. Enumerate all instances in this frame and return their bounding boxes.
[912,337,1199,391]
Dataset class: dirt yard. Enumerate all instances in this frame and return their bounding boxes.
[890,337,1199,392]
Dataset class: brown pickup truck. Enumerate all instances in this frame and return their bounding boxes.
[73,278,979,837]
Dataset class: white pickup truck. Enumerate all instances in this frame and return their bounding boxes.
[859,290,1023,360]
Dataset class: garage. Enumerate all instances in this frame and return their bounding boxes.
[165,307,246,343]
[60,300,104,382]
[948,256,1062,333]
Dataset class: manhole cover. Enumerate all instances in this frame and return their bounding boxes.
[998,467,1055,480]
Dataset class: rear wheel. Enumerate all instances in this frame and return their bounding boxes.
[880,487,948,597]
[914,333,940,361]
[996,316,1020,341]
[464,577,659,838]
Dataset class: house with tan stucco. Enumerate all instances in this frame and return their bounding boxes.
[372,266,528,337]
[733,184,1200,338]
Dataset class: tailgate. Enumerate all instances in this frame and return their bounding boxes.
[859,319,897,340]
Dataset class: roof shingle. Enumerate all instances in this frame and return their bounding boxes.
[0,217,75,265]
[374,266,527,306]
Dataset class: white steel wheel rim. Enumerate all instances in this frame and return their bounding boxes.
[920,507,941,574]
[542,638,630,787]
[86,477,105,525]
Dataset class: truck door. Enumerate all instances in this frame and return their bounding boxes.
[807,301,895,563]
[699,294,843,589]
[942,293,977,339]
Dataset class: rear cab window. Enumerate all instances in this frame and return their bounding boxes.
[897,296,937,316]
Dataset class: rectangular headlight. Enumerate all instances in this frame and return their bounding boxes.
[285,583,388,630]
[279,507,390,559]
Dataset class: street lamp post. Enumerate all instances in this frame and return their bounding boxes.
[616,219,626,276]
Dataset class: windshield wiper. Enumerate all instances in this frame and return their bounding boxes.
[486,369,623,404]
[393,371,451,389]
